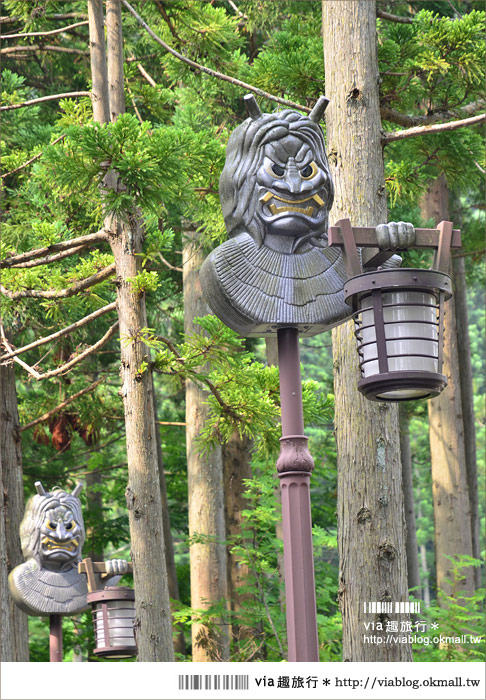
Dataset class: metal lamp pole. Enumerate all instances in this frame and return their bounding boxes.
[276,327,319,662]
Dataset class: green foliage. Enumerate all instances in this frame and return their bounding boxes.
[412,556,485,662]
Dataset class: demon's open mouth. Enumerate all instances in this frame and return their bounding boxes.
[41,537,79,552]
[260,191,325,217]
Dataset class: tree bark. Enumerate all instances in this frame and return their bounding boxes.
[153,375,186,655]
[322,0,412,661]
[422,177,475,598]
[0,364,29,661]
[106,0,125,120]
[452,254,480,588]
[87,0,110,124]
[222,430,255,648]
[183,227,229,662]
[399,405,420,594]
[87,0,174,660]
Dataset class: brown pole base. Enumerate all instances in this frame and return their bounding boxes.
[49,614,63,662]
[279,471,319,662]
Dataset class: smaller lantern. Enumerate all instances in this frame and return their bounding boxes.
[329,219,460,402]
[79,557,137,660]
[87,586,137,659]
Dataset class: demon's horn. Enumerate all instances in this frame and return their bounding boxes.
[244,94,262,120]
[309,96,330,123]
[35,481,46,496]
[72,483,84,498]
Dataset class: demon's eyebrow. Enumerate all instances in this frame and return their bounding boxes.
[295,143,312,165]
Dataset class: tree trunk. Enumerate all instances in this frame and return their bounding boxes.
[399,405,420,594]
[106,0,125,121]
[183,227,229,662]
[87,0,174,661]
[416,501,431,607]
[322,0,412,661]
[87,0,110,124]
[153,376,186,655]
[422,177,475,598]
[0,364,29,661]
[452,253,480,588]
[222,430,256,651]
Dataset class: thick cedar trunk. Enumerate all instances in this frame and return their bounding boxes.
[183,227,229,662]
[399,405,420,593]
[222,431,257,651]
[422,177,474,598]
[153,377,186,655]
[0,365,29,661]
[87,0,174,660]
[452,254,480,588]
[322,0,412,661]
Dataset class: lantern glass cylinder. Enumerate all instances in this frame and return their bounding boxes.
[344,269,452,401]
[88,587,137,659]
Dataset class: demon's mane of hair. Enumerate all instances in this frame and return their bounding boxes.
[219,110,334,247]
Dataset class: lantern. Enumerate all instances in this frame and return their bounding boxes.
[329,218,460,402]
[87,586,137,659]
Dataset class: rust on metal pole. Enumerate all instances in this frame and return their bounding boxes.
[49,614,63,662]
[276,327,319,662]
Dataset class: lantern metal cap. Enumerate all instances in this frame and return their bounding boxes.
[344,268,452,309]
[87,586,134,605]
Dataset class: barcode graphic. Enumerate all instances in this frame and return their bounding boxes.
[363,601,421,613]
[178,675,249,691]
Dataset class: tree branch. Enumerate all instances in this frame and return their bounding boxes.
[382,112,486,144]
[0,13,88,24]
[0,302,117,362]
[121,0,310,114]
[6,245,87,269]
[20,378,105,432]
[0,263,115,300]
[158,252,183,272]
[376,9,413,24]
[136,62,156,87]
[0,91,91,112]
[451,248,485,258]
[381,99,486,128]
[0,229,108,268]
[0,45,89,57]
[2,322,119,381]
[1,20,89,39]
[1,133,66,179]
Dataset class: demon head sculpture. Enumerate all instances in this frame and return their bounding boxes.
[200,96,360,338]
[20,482,85,571]
[8,481,128,617]
[219,96,334,253]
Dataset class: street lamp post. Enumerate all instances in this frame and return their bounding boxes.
[276,326,318,661]
[200,94,459,661]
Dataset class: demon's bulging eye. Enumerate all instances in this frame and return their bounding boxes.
[46,520,57,531]
[269,162,285,177]
[300,162,318,180]
[65,521,74,531]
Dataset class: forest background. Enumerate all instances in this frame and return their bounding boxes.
[0,0,484,663]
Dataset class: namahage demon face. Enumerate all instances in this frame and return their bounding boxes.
[38,503,83,565]
[20,484,85,570]
[256,133,331,241]
[218,99,334,253]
